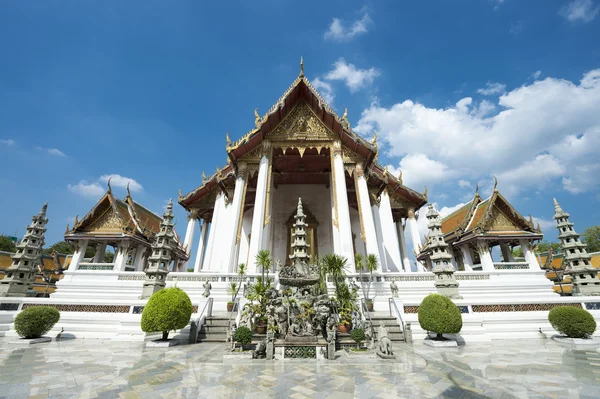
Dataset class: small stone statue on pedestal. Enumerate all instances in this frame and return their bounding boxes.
[202,280,212,298]
[390,281,399,298]
[326,316,337,360]
[376,321,395,359]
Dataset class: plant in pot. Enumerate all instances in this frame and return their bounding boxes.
[233,325,253,351]
[350,328,366,350]
[227,263,246,312]
[357,253,379,312]
[248,251,273,335]
[418,293,462,341]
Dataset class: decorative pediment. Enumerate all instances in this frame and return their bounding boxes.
[79,204,126,234]
[485,205,523,232]
[267,101,336,142]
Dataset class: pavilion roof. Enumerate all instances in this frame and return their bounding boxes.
[65,183,163,242]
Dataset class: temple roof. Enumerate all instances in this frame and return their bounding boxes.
[179,60,427,215]
[440,183,542,245]
[65,183,163,242]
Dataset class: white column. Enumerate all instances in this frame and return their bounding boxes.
[222,163,248,273]
[182,213,197,260]
[92,242,106,263]
[379,191,403,273]
[133,246,147,271]
[193,220,208,272]
[332,142,355,269]
[407,208,426,272]
[372,205,387,272]
[520,239,541,270]
[459,245,474,271]
[396,220,411,272]
[69,239,89,270]
[500,242,515,262]
[475,241,495,271]
[203,192,225,272]
[330,171,341,258]
[114,241,130,271]
[248,145,270,273]
[354,163,381,270]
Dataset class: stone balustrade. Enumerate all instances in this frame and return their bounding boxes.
[77,262,115,271]
[493,262,530,270]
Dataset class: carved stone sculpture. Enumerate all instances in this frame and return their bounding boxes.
[390,281,399,298]
[202,280,212,298]
[376,321,395,358]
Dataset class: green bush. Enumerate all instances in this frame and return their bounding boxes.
[141,287,193,340]
[350,328,365,345]
[418,294,462,338]
[548,306,596,339]
[234,326,253,346]
[14,306,60,339]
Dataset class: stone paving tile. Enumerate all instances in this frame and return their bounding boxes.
[0,338,599,398]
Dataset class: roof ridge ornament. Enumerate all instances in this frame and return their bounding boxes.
[341,108,350,129]
[226,132,232,147]
[126,182,132,198]
[107,177,112,194]
[423,186,428,201]
[493,176,498,193]
[299,56,304,77]
[474,183,480,199]
[254,107,262,129]
[398,170,403,185]
[202,171,207,183]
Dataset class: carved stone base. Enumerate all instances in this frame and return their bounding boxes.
[285,335,317,344]
[10,337,52,345]
[376,351,396,359]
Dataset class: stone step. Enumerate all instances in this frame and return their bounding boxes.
[200,325,229,333]
[204,317,233,327]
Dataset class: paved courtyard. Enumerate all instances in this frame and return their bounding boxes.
[0,337,599,399]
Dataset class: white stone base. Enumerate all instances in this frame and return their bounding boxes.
[423,337,458,347]
[223,350,253,360]
[9,337,52,345]
[552,336,600,348]
[146,339,180,348]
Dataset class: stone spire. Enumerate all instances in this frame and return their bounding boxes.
[0,204,49,297]
[425,204,461,299]
[141,199,178,299]
[553,198,600,296]
[290,198,310,265]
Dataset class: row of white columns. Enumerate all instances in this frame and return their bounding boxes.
[458,239,541,271]
[68,240,150,272]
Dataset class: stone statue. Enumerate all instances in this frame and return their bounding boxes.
[290,318,303,336]
[242,277,250,298]
[326,316,337,343]
[364,320,374,348]
[202,280,212,298]
[275,304,288,337]
[390,281,399,298]
[377,321,394,356]
[239,304,253,329]
[349,279,360,293]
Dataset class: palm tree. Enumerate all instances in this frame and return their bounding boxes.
[322,254,348,294]
[256,249,272,282]
[354,253,364,273]
[364,254,379,301]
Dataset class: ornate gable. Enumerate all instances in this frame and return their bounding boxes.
[267,101,336,143]
[73,196,126,235]
[485,205,522,232]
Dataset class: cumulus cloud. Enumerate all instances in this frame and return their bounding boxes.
[324,12,371,41]
[35,146,67,157]
[458,180,472,188]
[477,82,506,96]
[355,69,600,197]
[68,174,143,198]
[67,181,105,198]
[531,70,542,80]
[100,174,144,192]
[324,58,380,92]
[389,154,457,189]
[1,139,15,146]
[559,0,599,23]
[312,78,335,105]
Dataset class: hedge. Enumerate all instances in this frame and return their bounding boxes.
[15,306,60,339]
[418,293,462,338]
[141,287,193,340]
[548,306,596,339]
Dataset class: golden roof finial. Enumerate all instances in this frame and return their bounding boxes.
[74,215,79,225]
[300,56,304,77]
[475,183,480,198]
[398,170,403,185]
[371,131,378,146]
[202,171,207,183]
[126,182,131,198]
[65,224,70,234]
[493,176,498,192]
[384,165,389,173]
[423,186,428,200]
[254,107,261,128]
[107,177,112,193]
[226,132,232,147]
[529,214,534,226]
[178,189,183,201]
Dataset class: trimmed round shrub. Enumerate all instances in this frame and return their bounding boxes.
[234,326,253,346]
[350,328,365,345]
[418,294,462,339]
[549,306,596,339]
[15,306,60,339]
[141,287,193,340]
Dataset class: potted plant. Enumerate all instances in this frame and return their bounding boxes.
[357,253,378,312]
[418,294,462,346]
[233,325,253,351]
[350,328,366,350]
[141,287,193,345]
[338,308,353,334]
[247,251,273,335]
[227,263,246,312]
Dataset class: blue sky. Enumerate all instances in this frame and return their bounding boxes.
[1,0,600,250]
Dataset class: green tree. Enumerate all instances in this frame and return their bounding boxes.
[256,250,272,282]
[512,240,561,258]
[0,235,17,252]
[42,241,96,258]
[581,225,600,253]
[141,287,193,340]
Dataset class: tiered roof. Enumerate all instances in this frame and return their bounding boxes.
[440,183,542,245]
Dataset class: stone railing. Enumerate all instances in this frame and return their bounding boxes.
[77,262,115,271]
[166,272,259,283]
[493,262,530,270]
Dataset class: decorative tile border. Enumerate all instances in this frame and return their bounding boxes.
[0,303,19,311]
[404,306,419,314]
[384,275,435,282]
[471,303,582,312]
[118,275,145,281]
[132,306,144,314]
[494,264,529,270]
[78,265,115,271]
[458,306,469,314]
[585,302,600,310]
[455,274,490,280]
[21,303,131,313]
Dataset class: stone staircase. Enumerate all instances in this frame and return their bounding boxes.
[196,313,234,343]
[369,315,405,342]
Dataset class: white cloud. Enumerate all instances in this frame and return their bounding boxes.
[47,148,66,157]
[559,0,600,23]
[458,179,472,188]
[324,12,371,42]
[324,58,380,92]
[355,69,600,197]
[389,153,457,189]
[67,181,105,198]
[100,174,144,192]
[312,78,335,105]
[532,70,542,80]
[1,139,15,146]
[477,82,506,96]
[532,216,555,231]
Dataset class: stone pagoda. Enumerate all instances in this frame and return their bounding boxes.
[553,198,600,296]
[141,199,186,299]
[0,203,49,297]
[279,198,319,287]
[424,204,462,299]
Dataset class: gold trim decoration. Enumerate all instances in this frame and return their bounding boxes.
[354,163,367,243]
[330,141,341,228]
[263,144,273,227]
[267,101,336,142]
[235,163,249,244]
